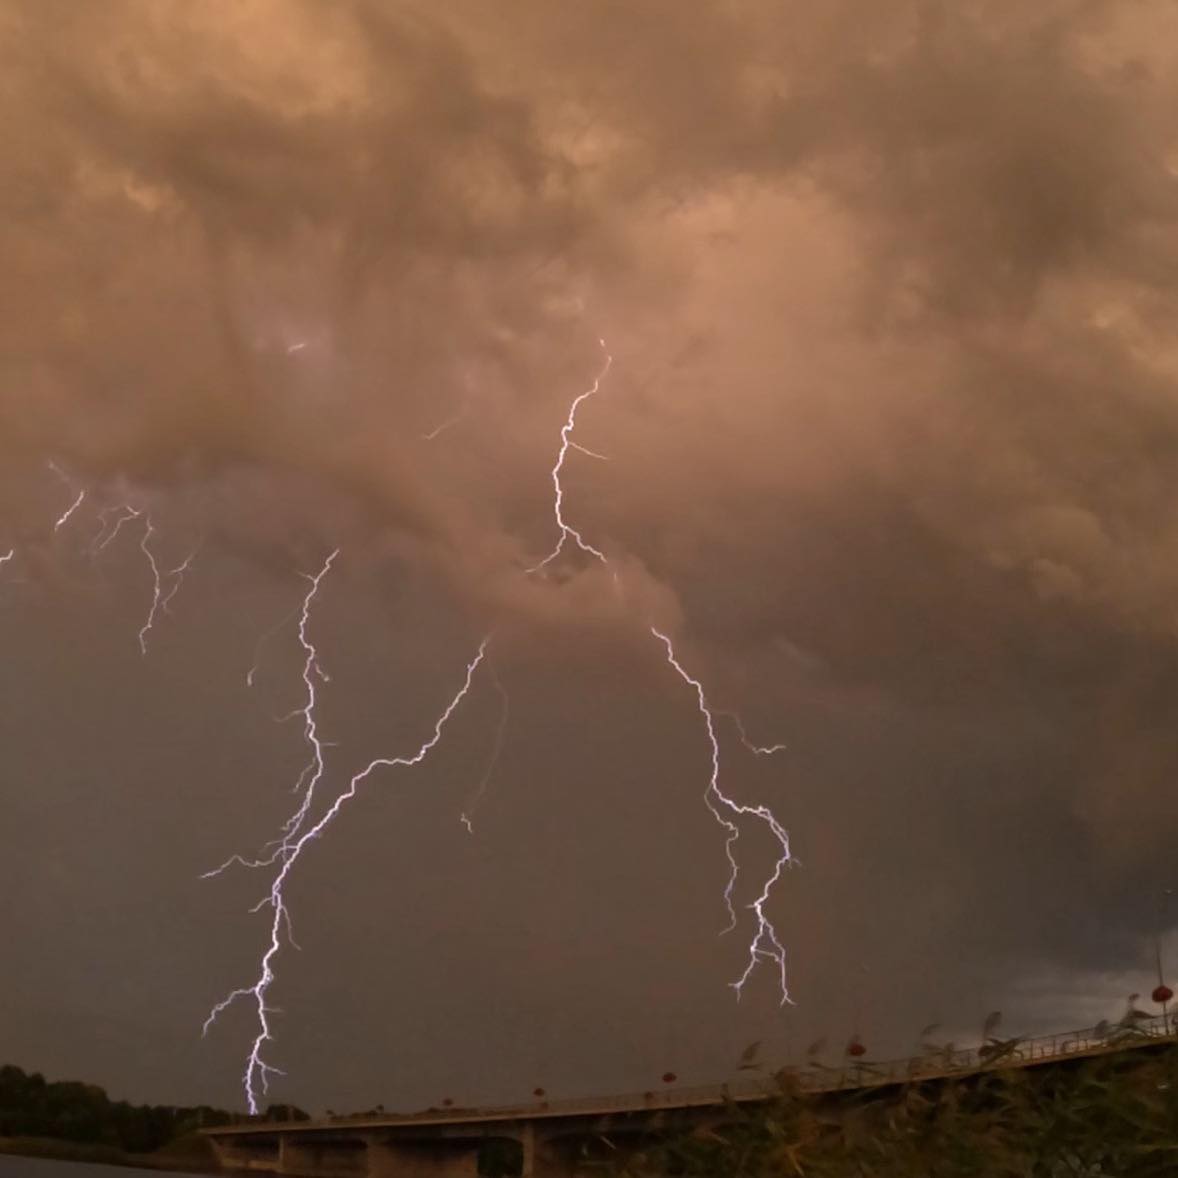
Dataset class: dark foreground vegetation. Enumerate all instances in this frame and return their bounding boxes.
[0,1062,231,1151]
[609,1043,1178,1178]
[0,1063,286,1169]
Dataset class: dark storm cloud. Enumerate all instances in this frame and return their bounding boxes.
[3,0,1178,1109]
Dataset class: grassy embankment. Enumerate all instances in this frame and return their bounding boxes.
[611,1039,1178,1177]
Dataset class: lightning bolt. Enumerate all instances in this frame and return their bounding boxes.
[272,551,338,846]
[651,629,792,1003]
[160,546,199,615]
[136,518,198,655]
[719,710,788,758]
[204,638,490,1113]
[84,503,197,652]
[529,340,793,1003]
[54,490,87,533]
[204,551,338,878]
[0,549,13,573]
[48,463,87,533]
[527,343,613,573]
[201,337,790,1108]
[91,504,142,553]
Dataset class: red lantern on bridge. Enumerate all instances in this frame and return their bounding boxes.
[532,1088,546,1098]
[442,1098,453,1108]
[847,1040,867,1058]
[661,1072,677,1084]
[1152,984,1173,1005]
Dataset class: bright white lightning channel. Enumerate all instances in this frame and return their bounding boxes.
[530,340,793,1003]
[204,636,489,1113]
[651,629,792,1002]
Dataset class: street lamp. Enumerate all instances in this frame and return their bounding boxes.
[1155,888,1174,1034]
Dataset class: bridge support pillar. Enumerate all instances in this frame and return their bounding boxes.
[367,1136,480,1178]
[209,1133,281,1172]
[519,1123,571,1178]
[279,1134,367,1175]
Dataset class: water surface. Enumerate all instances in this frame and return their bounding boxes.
[0,1156,216,1177]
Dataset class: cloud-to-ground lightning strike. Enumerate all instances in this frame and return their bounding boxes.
[530,341,793,1003]
[204,638,490,1113]
[204,339,789,1107]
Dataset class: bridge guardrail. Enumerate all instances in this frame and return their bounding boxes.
[406,1014,1175,1119]
[208,1013,1175,1133]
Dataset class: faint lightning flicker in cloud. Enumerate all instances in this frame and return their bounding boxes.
[91,504,142,553]
[423,400,469,442]
[245,593,309,689]
[529,338,792,1003]
[136,518,198,655]
[203,636,490,1114]
[719,710,788,758]
[85,502,196,652]
[460,664,510,834]
[160,546,199,615]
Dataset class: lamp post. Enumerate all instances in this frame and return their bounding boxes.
[1153,888,1174,1034]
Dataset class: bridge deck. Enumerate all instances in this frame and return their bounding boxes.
[205,1013,1175,1137]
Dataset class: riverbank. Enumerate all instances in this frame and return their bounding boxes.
[0,1134,220,1173]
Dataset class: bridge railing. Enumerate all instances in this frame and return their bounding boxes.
[771,1013,1174,1095]
[383,1014,1175,1121]
[210,1014,1175,1132]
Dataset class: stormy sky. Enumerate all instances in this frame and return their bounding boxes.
[4,0,1178,1115]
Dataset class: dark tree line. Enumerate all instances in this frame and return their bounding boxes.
[0,1063,298,1153]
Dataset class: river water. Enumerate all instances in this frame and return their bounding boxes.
[0,1158,216,1177]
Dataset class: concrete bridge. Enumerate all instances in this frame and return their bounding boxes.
[204,1014,1176,1177]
